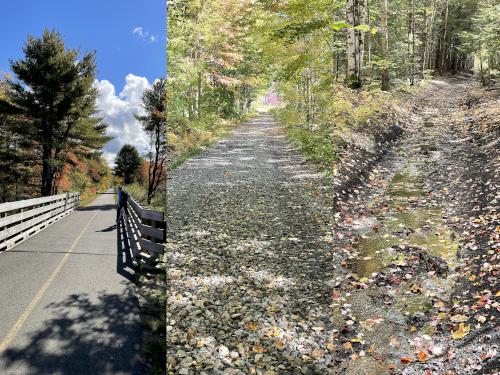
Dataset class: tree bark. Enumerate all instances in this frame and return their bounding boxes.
[440,0,449,74]
[346,0,366,89]
[380,0,390,91]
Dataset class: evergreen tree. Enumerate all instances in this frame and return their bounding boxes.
[1,30,110,196]
[136,79,167,204]
[114,144,142,184]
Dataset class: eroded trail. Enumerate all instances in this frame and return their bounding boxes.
[167,114,336,374]
[332,79,499,375]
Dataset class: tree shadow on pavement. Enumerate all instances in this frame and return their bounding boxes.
[1,289,146,375]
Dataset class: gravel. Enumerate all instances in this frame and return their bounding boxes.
[166,114,336,374]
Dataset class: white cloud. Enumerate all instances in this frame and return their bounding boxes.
[132,26,144,37]
[95,74,151,166]
[132,26,158,44]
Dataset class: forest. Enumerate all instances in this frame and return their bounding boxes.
[167,0,498,170]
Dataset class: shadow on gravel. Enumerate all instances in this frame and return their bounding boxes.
[0,289,146,375]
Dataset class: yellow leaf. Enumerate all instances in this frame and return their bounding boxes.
[469,275,477,281]
[326,342,335,351]
[244,322,258,331]
[451,323,471,339]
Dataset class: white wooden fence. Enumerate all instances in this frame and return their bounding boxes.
[0,193,80,251]
[121,194,165,270]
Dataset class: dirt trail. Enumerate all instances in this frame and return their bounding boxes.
[332,78,499,375]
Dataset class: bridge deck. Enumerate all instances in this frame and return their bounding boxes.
[0,191,145,375]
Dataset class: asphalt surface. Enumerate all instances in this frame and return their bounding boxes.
[0,191,145,375]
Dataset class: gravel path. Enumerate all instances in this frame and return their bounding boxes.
[167,114,336,374]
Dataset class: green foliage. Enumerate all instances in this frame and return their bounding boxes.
[124,182,165,212]
[114,145,143,184]
[69,170,91,194]
[168,0,496,172]
[277,107,337,173]
[168,0,266,162]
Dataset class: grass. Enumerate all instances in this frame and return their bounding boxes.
[272,107,336,175]
[79,190,105,207]
[122,183,165,212]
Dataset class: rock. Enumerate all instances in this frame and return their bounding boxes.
[218,345,230,357]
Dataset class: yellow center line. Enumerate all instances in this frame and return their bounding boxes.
[0,211,98,354]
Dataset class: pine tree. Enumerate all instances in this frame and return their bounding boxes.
[114,144,143,185]
[1,30,110,196]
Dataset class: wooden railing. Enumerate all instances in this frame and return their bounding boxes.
[121,194,165,270]
[0,192,80,251]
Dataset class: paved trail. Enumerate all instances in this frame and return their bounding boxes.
[0,192,145,375]
[167,114,335,373]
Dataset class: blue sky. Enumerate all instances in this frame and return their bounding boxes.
[1,0,165,87]
[0,0,166,164]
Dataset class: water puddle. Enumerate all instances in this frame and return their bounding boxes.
[351,167,458,278]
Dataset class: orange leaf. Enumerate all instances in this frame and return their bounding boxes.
[417,351,428,362]
[400,357,414,364]
[252,344,266,353]
[343,342,353,351]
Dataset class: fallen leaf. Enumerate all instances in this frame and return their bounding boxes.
[244,322,258,331]
[450,314,469,322]
[417,350,428,362]
[451,323,471,339]
[252,344,266,353]
[400,357,413,364]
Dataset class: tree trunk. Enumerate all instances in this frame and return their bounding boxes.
[196,71,202,118]
[380,0,390,91]
[367,0,372,83]
[346,0,366,89]
[41,144,53,197]
[440,0,449,74]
